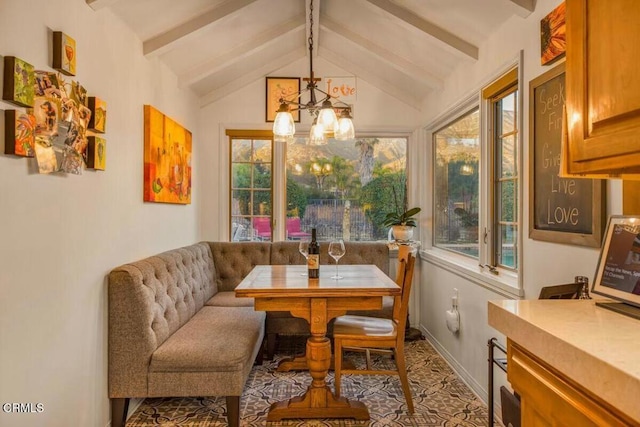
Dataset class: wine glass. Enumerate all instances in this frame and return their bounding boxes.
[328,239,346,280]
[298,239,310,276]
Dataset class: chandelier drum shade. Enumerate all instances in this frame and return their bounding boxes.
[272,0,355,144]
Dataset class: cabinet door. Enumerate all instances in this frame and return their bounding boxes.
[565,0,640,177]
[507,340,631,426]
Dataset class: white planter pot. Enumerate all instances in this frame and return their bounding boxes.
[392,225,414,242]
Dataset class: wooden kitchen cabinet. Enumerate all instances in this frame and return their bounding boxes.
[623,181,640,214]
[564,0,640,178]
[507,340,632,426]
[489,300,640,426]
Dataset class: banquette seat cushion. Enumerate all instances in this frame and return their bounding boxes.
[108,242,266,427]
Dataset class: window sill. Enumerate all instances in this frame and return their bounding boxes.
[387,240,421,254]
[419,248,523,299]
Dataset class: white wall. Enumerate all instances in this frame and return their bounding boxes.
[198,56,423,240]
[416,0,624,415]
[0,0,624,425]
[0,1,199,426]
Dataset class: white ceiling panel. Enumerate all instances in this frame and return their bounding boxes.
[190,32,305,95]
[90,0,536,110]
[392,0,518,43]
[159,5,304,75]
[108,0,230,41]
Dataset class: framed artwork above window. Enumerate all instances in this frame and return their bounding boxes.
[265,77,300,123]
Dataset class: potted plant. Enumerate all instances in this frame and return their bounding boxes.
[453,207,478,241]
[382,206,421,241]
[380,175,421,241]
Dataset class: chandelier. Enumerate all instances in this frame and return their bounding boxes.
[272,0,355,145]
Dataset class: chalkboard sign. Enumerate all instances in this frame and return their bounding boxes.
[529,62,605,247]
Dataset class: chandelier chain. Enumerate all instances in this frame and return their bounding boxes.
[308,0,314,55]
[271,0,355,142]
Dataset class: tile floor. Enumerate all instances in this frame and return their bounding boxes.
[127,337,495,426]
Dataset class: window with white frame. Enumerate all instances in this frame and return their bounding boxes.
[488,79,519,270]
[228,131,274,242]
[432,66,520,278]
[433,109,480,258]
[228,131,409,242]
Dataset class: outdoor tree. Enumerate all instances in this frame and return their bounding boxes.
[307,157,332,191]
[360,171,407,238]
[232,163,272,216]
[286,171,307,218]
[327,155,357,198]
[355,138,378,186]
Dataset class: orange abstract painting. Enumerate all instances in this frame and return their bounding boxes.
[144,105,192,204]
[541,2,566,65]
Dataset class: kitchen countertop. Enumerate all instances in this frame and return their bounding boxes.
[488,299,640,423]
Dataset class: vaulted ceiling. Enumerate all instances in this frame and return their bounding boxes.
[86,0,535,109]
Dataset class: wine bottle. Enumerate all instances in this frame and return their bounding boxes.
[307,228,320,278]
[575,275,591,299]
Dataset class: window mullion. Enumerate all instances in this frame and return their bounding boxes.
[273,136,286,241]
[480,99,492,267]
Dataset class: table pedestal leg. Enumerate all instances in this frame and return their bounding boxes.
[267,336,369,421]
[276,354,308,372]
[277,354,356,372]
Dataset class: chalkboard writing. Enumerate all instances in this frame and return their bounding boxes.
[531,66,593,234]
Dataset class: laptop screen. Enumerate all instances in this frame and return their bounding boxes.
[592,215,640,308]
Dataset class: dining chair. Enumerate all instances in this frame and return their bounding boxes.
[333,245,416,413]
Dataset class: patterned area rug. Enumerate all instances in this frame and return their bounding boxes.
[127,337,491,426]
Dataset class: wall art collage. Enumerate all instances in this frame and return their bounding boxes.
[2,31,107,173]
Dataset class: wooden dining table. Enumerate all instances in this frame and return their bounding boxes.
[235,264,400,421]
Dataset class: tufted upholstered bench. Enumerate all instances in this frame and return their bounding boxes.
[108,243,265,427]
[108,240,392,426]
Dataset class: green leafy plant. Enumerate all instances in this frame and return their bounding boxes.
[382,207,421,227]
[453,207,478,227]
[379,173,421,227]
[361,173,403,235]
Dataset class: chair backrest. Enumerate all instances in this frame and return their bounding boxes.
[252,217,271,238]
[392,245,416,338]
[231,222,246,241]
[538,283,581,299]
[286,217,301,233]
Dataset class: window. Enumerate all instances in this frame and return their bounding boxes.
[285,137,408,241]
[227,131,409,242]
[433,109,480,257]
[431,66,520,282]
[491,86,518,269]
[228,131,273,242]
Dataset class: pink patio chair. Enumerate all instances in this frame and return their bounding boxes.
[286,217,311,240]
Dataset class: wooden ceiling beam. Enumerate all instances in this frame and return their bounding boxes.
[85,0,121,11]
[506,0,536,18]
[364,0,478,60]
[143,0,258,57]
